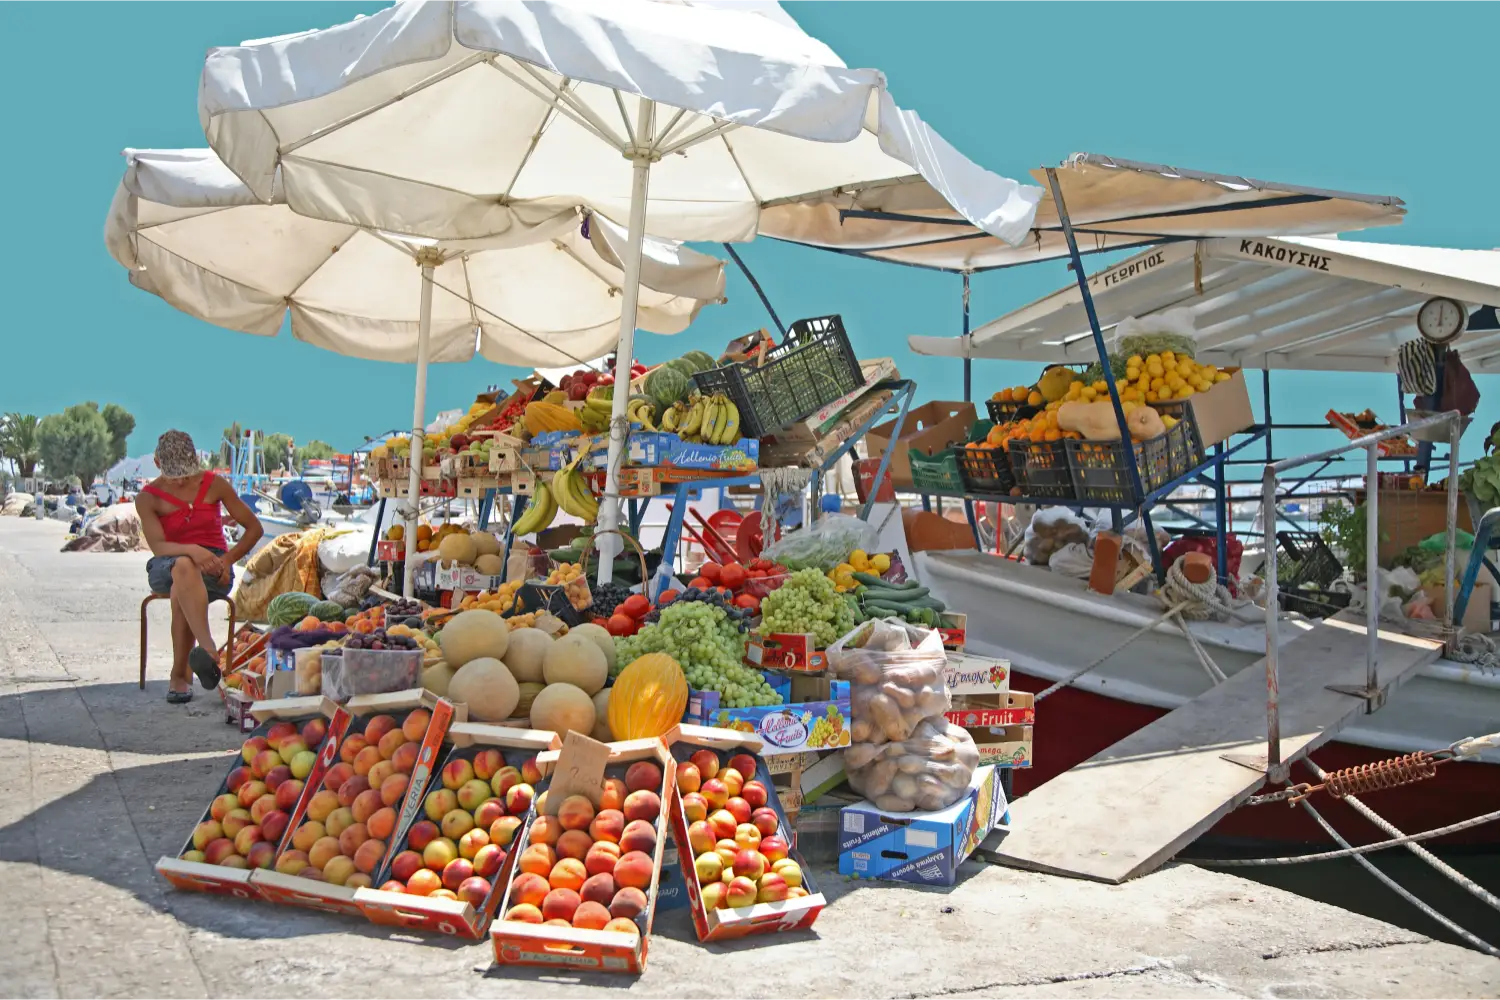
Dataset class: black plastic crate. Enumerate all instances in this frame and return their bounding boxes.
[1008,438,1076,500]
[1278,587,1351,619]
[1276,530,1342,588]
[985,399,1042,424]
[1153,400,1206,476]
[957,443,1017,495]
[1065,424,1184,505]
[691,314,862,438]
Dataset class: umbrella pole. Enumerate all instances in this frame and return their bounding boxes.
[598,99,657,585]
[403,253,439,595]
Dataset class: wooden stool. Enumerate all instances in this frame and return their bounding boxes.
[140,593,236,689]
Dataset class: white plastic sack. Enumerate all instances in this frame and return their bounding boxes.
[319,528,375,574]
[1023,508,1092,567]
[1049,541,1094,579]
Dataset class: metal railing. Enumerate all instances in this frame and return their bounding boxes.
[1260,410,1463,784]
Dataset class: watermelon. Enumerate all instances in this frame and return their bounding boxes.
[664,358,698,379]
[267,591,318,627]
[683,350,716,372]
[644,366,691,407]
[309,600,346,623]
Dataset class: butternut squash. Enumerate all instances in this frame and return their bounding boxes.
[1125,405,1166,442]
[1057,400,1121,441]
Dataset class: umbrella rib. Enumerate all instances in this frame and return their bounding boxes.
[488,60,626,150]
[426,273,594,368]
[283,229,363,301]
[502,90,565,201]
[654,107,691,150]
[656,119,739,157]
[719,132,764,207]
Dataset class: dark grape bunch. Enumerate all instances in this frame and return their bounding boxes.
[642,587,753,631]
[590,581,635,618]
[342,628,420,651]
[384,598,424,619]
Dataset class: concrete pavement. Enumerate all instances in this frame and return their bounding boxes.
[0,515,1496,999]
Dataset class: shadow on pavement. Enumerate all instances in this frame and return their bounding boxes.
[0,679,245,757]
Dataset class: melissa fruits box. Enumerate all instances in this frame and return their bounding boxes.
[356,722,560,938]
[157,696,348,901]
[838,765,1005,886]
[491,734,675,975]
[685,672,851,756]
[664,723,825,942]
[251,689,460,916]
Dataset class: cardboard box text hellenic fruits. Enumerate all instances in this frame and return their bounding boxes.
[491,735,676,974]
[945,691,1034,729]
[251,690,461,916]
[684,672,851,756]
[157,696,350,901]
[665,724,825,942]
[838,765,1005,886]
[356,722,560,937]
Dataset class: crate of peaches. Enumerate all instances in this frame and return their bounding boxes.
[491,735,676,975]
[665,723,825,942]
[157,696,349,900]
[251,690,460,916]
[356,723,561,937]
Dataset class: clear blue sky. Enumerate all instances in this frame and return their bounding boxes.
[6,2,1498,472]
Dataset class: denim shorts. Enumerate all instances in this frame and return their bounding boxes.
[147,548,233,599]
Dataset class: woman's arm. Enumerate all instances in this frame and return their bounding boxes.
[136,494,222,571]
[216,476,264,565]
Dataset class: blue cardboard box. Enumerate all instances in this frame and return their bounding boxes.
[655,855,689,912]
[683,672,851,756]
[837,765,1005,886]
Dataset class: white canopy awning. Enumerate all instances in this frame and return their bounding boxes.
[911,236,1500,373]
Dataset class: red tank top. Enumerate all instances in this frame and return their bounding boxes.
[142,474,227,550]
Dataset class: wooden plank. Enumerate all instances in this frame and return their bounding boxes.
[982,618,1443,883]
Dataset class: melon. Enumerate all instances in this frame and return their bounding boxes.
[590,688,614,742]
[438,532,478,566]
[568,622,617,674]
[438,609,509,668]
[470,531,501,557]
[529,682,596,737]
[542,634,608,695]
[474,553,505,577]
[683,350,717,372]
[664,358,698,379]
[502,627,553,683]
[309,600,345,623]
[421,661,456,698]
[266,592,318,628]
[514,682,546,719]
[643,366,691,408]
[448,657,520,722]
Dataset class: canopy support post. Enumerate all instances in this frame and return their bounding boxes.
[722,243,785,337]
[961,272,980,548]
[402,251,441,596]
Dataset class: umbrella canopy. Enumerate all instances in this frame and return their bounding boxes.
[913,236,1500,373]
[106,148,726,368]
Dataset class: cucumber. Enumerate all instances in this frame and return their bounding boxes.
[862,599,915,615]
[852,571,921,590]
[861,585,929,602]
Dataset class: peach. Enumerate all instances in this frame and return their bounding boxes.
[323,855,358,886]
[290,751,317,780]
[579,871,617,907]
[458,827,490,860]
[363,713,398,746]
[234,825,264,857]
[549,857,587,892]
[274,849,309,875]
[623,790,660,824]
[689,749,719,780]
[541,887,581,923]
[225,766,252,794]
[457,875,492,907]
[699,881,729,910]
[297,867,324,881]
[613,851,653,890]
[489,815,523,848]
[209,793,240,822]
[520,755,543,785]
[325,807,355,838]
[707,809,739,841]
[473,798,506,830]
[345,872,373,890]
[264,765,293,791]
[720,768,744,798]
[322,763,354,793]
[732,849,765,880]
[620,819,657,855]
[750,807,779,838]
[218,854,250,870]
[431,888,458,901]
[276,739,308,766]
[687,820,716,856]
[771,858,802,887]
[308,836,342,870]
[456,778,492,814]
[504,783,534,815]
[236,780,268,809]
[274,779,305,812]
[304,790,338,824]
[674,762,701,795]
[367,760,396,790]
[681,792,709,824]
[442,857,474,891]
[505,903,543,923]
[759,835,789,864]
[587,809,624,845]
[510,872,550,907]
[221,809,252,839]
[261,809,291,846]
[756,872,789,903]
[700,778,728,810]
[391,850,424,882]
[471,749,504,781]
[557,794,596,831]
[604,917,641,938]
[351,788,384,824]
[441,809,475,841]
[624,761,661,793]
[352,745,383,777]
[572,900,610,930]
[609,886,647,919]
[694,851,723,885]
[367,807,397,841]
[518,844,556,877]
[250,794,279,825]
[377,729,408,761]
[728,754,758,781]
[265,722,298,749]
[390,741,419,776]
[786,886,809,900]
[598,777,627,812]
[440,757,474,791]
[353,837,387,874]
[423,837,459,872]
[725,797,752,826]
[406,868,441,896]
[533,792,549,815]
[240,736,268,764]
[292,820,326,853]
[203,838,237,865]
[338,734,368,765]
[714,840,740,871]
[337,775,371,808]
[472,843,505,879]
[400,708,432,742]
[741,780,769,809]
[555,829,593,862]
[301,717,327,747]
[585,841,621,877]
[733,823,761,852]
[192,820,224,851]
[338,822,370,857]
[406,819,440,851]
[725,875,757,908]
[528,815,561,846]
[379,880,405,893]
[489,765,522,798]
[423,788,458,822]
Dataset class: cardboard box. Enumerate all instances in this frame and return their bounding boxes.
[1187,368,1253,447]
[156,696,351,901]
[654,856,690,912]
[945,691,1034,728]
[1423,581,1491,633]
[837,765,1005,886]
[375,539,402,562]
[356,723,559,938]
[970,725,1033,769]
[1352,487,1475,565]
[491,736,675,974]
[684,673,851,755]
[936,611,968,654]
[745,632,828,672]
[252,691,460,917]
[664,725,826,942]
[865,401,977,490]
[434,562,504,594]
[943,654,1011,696]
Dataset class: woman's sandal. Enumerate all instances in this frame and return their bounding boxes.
[189,647,222,689]
[166,689,194,704]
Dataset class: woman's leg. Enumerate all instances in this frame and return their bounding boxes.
[168,605,193,692]
[170,557,219,660]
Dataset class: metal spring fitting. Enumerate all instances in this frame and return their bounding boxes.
[1321,753,1439,800]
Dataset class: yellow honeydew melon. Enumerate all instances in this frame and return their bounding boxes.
[590,688,614,742]
[529,682,596,737]
[448,657,520,721]
[474,553,505,576]
[568,622,617,672]
[421,661,455,698]
[501,627,552,683]
[438,609,509,668]
[470,531,502,557]
[542,634,608,695]
[438,532,478,565]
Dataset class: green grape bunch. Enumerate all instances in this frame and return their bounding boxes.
[759,567,856,647]
[611,600,781,709]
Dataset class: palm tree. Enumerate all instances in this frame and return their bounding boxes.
[0,413,40,478]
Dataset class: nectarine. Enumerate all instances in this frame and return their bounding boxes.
[720,768,744,797]
[379,880,405,893]
[441,809,475,841]
[471,843,504,879]
[274,778,305,812]
[624,761,661,793]
[233,825,263,857]
[391,850,424,882]
[423,837,459,872]
[700,881,729,910]
[504,783,534,815]
[406,868,441,896]
[741,780,769,809]
[700,778,728,811]
[687,820,716,856]
[750,807,779,838]
[728,754,757,781]
[707,809,738,841]
[456,778,491,814]
[759,835,789,864]
[290,751,316,780]
[203,838,236,866]
[261,809,290,846]
[473,798,505,830]
[756,872,789,903]
[681,792,709,824]
[345,873,373,890]
[689,749,719,780]
[300,717,327,747]
[458,827,490,860]
[725,875,757,908]
[441,856,474,891]
[457,875,492,907]
[423,788,458,822]
[406,819,440,851]
[771,858,801,887]
[732,849,765,880]
[192,820,224,851]
[471,749,503,782]
[725,796,752,826]
[489,765,522,798]
[218,854,250,870]
[400,708,431,742]
[441,757,474,791]
[241,736,268,764]
[250,794,279,825]
[236,780,268,809]
[276,739,308,766]
[733,823,761,851]
[488,815,522,848]
[265,722,298,749]
[264,764,293,791]
[221,808,252,839]
[675,762,701,794]
[694,851,723,885]
[521,756,543,785]
[209,793,239,822]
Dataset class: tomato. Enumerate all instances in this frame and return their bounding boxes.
[747,568,766,579]
[606,613,636,637]
[720,563,747,590]
[688,576,713,590]
[658,589,680,606]
[734,593,760,611]
[620,594,651,619]
[699,563,723,582]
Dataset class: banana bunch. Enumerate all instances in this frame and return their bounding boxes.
[671,392,742,444]
[580,391,612,433]
[510,481,557,535]
[626,396,657,431]
[552,454,600,520]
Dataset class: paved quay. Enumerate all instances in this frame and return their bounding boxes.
[0,515,1496,999]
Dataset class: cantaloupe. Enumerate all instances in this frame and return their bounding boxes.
[438,609,509,667]
[470,531,501,557]
[421,661,456,698]
[474,553,505,576]
[542,634,608,695]
[502,627,552,683]
[529,682,595,737]
[438,532,478,565]
[591,688,613,742]
[448,657,520,721]
[568,622,616,673]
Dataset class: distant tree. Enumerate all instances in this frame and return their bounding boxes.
[220,422,244,467]
[100,403,136,466]
[295,439,336,468]
[0,413,41,478]
[262,433,293,472]
[37,405,112,488]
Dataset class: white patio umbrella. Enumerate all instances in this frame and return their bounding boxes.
[196,0,1042,577]
[106,146,725,591]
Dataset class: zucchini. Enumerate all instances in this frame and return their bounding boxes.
[852,571,921,590]
[861,585,929,602]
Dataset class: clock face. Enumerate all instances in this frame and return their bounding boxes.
[1417,297,1466,343]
